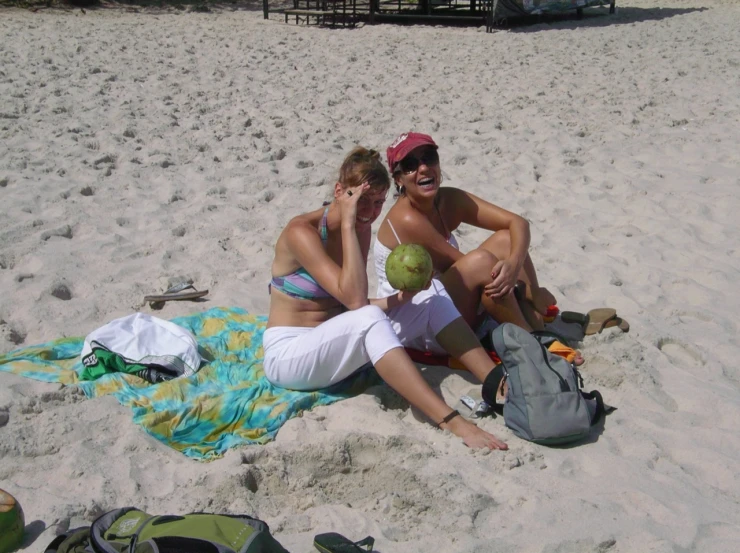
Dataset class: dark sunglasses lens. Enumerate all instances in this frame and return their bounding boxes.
[421,149,439,166]
[399,149,438,174]
[399,156,419,174]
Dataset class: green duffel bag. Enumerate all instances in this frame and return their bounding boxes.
[44,507,289,553]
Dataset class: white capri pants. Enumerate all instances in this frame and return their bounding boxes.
[263,283,461,391]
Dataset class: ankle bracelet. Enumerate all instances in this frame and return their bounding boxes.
[437,410,460,428]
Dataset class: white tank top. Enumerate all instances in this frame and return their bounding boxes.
[373,220,459,298]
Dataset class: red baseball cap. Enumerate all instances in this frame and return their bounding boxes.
[386,132,438,172]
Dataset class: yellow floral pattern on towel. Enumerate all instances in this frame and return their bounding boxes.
[0,307,378,460]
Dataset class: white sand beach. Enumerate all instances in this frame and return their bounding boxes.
[1,1,740,551]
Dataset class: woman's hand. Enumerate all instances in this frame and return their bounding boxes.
[444,416,508,450]
[485,259,518,299]
[394,277,432,307]
[337,182,370,227]
[396,289,420,305]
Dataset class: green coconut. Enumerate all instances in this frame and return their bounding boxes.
[385,244,433,291]
[0,489,24,553]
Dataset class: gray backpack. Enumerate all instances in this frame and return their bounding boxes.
[491,323,604,445]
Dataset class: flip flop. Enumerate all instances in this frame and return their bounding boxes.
[144,283,209,305]
[314,533,375,553]
[455,388,494,421]
[560,308,617,335]
[602,316,629,333]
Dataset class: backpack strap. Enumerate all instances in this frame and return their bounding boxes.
[481,364,506,406]
[314,532,375,553]
[582,390,605,425]
[43,527,91,553]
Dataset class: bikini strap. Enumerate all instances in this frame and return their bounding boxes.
[319,206,329,243]
[387,219,402,246]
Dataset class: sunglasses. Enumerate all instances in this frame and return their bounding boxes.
[396,149,439,175]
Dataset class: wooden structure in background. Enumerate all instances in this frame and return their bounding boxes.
[263,0,617,33]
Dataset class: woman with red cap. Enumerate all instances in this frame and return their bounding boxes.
[265,147,508,450]
[376,132,556,334]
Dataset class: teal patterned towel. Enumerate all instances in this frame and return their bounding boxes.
[0,307,379,460]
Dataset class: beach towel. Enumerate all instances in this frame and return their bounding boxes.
[0,307,379,461]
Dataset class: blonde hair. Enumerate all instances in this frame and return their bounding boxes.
[338,147,391,192]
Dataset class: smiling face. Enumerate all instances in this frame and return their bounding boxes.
[354,187,388,229]
[333,146,391,229]
[393,145,441,200]
[333,181,388,230]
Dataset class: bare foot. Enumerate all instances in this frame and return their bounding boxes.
[443,416,508,450]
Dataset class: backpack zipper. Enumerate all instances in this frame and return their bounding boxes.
[494,357,510,403]
[537,341,570,392]
[573,366,584,389]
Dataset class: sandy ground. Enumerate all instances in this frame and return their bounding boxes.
[1,1,740,551]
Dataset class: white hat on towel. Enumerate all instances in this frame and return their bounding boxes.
[81,312,201,378]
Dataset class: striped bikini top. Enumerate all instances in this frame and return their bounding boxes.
[269,207,333,301]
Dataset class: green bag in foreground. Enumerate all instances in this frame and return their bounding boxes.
[44,507,289,553]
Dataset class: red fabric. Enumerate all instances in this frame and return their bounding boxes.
[386,132,438,172]
[404,347,501,369]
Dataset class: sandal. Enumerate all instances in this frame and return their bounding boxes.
[602,316,630,333]
[314,533,375,553]
[560,308,617,335]
[144,283,209,305]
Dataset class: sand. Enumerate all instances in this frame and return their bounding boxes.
[1,1,740,551]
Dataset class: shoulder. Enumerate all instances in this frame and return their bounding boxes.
[282,210,323,247]
[439,187,494,214]
[284,215,315,236]
[395,204,431,227]
[436,187,480,229]
[438,186,471,205]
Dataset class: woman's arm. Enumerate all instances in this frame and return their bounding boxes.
[446,188,531,298]
[287,185,371,310]
[447,188,531,275]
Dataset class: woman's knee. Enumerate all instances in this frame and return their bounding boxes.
[354,305,389,329]
[481,230,511,259]
[428,294,462,324]
[357,304,386,319]
[460,248,499,276]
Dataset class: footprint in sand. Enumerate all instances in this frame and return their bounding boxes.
[1,320,26,345]
[656,338,704,369]
[676,310,736,334]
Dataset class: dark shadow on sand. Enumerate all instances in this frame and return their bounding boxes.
[20,520,47,550]
[502,5,709,33]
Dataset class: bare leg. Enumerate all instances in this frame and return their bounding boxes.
[434,317,499,384]
[514,281,546,332]
[440,248,533,332]
[479,230,556,320]
[374,348,507,450]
